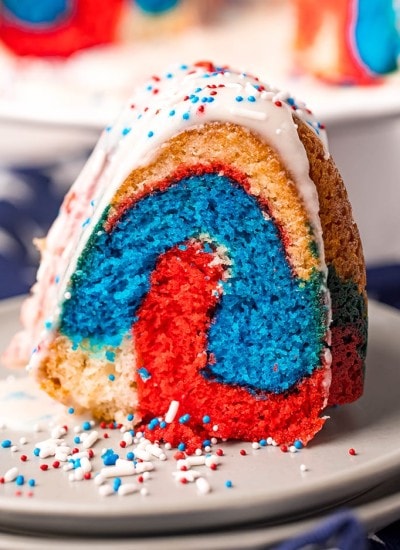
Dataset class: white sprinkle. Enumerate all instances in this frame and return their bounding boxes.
[35,438,63,449]
[212,425,219,432]
[289,446,298,454]
[146,444,166,460]
[142,471,151,481]
[64,292,72,300]
[94,474,106,486]
[164,442,172,451]
[100,463,135,478]
[33,423,44,432]
[39,446,56,459]
[118,483,139,496]
[133,448,151,461]
[211,437,218,445]
[196,477,211,495]
[140,487,149,496]
[68,450,89,460]
[260,91,275,100]
[165,400,180,424]
[300,464,308,472]
[69,467,84,482]
[51,426,67,439]
[82,430,99,449]
[19,437,28,445]
[173,470,201,483]
[187,456,206,467]
[252,442,260,450]
[63,462,74,471]
[276,128,282,135]
[205,455,219,468]
[228,107,267,121]
[73,426,81,434]
[55,452,69,462]
[122,432,133,446]
[11,445,18,453]
[4,467,18,482]
[195,448,203,456]
[98,484,114,497]
[80,457,92,473]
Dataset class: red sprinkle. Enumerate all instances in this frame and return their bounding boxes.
[27,491,34,497]
[108,422,115,430]
[119,441,127,448]
[20,455,28,462]
[15,490,22,497]
[72,448,79,454]
[40,464,49,471]
[174,451,186,461]
[210,463,218,471]
[197,105,205,114]
[52,461,60,469]
[88,449,95,459]
[0,477,5,484]
[152,89,159,95]
[84,472,91,480]
[180,465,188,471]
[210,91,217,96]
[216,449,224,456]
[280,445,288,453]
[151,75,160,82]
[103,433,109,439]
[137,475,144,483]
[240,449,247,456]
[180,478,188,484]
[349,448,357,456]
[274,100,283,107]
[100,421,107,429]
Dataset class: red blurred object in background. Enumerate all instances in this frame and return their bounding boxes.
[0,0,125,57]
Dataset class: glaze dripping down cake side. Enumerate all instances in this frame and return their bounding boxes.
[3,63,367,449]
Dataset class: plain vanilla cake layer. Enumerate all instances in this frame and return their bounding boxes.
[4,62,367,449]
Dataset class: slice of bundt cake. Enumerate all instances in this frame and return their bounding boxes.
[4,62,367,448]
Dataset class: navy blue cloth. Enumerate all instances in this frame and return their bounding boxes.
[0,160,399,549]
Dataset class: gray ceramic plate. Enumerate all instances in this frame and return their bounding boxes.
[0,298,400,537]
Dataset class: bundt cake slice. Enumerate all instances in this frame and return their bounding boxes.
[4,62,367,448]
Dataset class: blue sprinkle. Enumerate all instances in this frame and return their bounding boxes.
[178,244,187,251]
[105,350,115,362]
[147,131,154,138]
[182,112,190,120]
[225,480,233,488]
[33,448,40,457]
[160,421,167,429]
[103,452,119,466]
[126,452,135,461]
[235,96,244,102]
[169,109,176,116]
[15,475,24,486]
[202,439,211,448]
[122,127,131,136]
[190,96,199,104]
[68,407,75,415]
[203,73,210,78]
[105,126,112,132]
[178,414,190,424]
[74,436,81,444]
[28,479,36,487]
[207,97,215,103]
[178,442,186,452]
[194,87,202,92]
[82,218,91,228]
[1,439,12,448]
[180,64,188,70]
[137,367,151,382]
[203,243,213,253]
[148,418,159,430]
[294,440,303,450]
[82,421,91,431]
[55,275,60,284]
[44,320,52,330]
[127,413,134,421]
[137,114,142,120]
[259,439,267,447]
[247,95,256,102]
[146,85,153,91]
[129,429,135,436]
[201,97,208,103]
[73,458,81,469]
[108,374,115,382]
[202,415,211,424]
[287,97,295,106]
[113,478,122,491]
[166,72,173,78]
